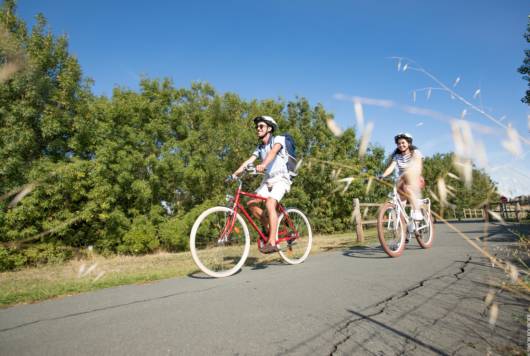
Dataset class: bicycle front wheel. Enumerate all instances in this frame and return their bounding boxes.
[190,206,250,278]
[377,202,406,257]
[277,208,312,264]
[415,205,435,249]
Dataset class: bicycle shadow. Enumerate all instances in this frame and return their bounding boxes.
[187,255,288,278]
[187,254,249,279]
[342,244,423,259]
[187,268,243,279]
[342,245,389,259]
[246,256,286,271]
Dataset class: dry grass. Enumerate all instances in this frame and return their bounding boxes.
[0,229,377,308]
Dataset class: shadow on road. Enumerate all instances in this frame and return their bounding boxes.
[187,257,287,277]
[247,257,286,271]
[187,268,242,279]
[342,245,388,259]
[344,309,450,355]
[342,244,424,259]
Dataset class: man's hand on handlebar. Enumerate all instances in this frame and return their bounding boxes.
[243,163,256,173]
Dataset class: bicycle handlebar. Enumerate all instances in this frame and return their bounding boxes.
[245,163,257,175]
[226,164,262,186]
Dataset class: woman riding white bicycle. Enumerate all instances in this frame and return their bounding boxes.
[379,133,425,221]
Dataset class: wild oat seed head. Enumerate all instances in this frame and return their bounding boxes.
[326,118,343,137]
[488,302,498,327]
[358,122,374,158]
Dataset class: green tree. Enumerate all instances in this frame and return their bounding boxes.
[423,153,498,218]
[518,16,530,105]
[0,0,92,194]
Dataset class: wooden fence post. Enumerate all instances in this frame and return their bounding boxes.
[353,198,364,243]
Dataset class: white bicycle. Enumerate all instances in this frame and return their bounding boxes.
[377,181,435,257]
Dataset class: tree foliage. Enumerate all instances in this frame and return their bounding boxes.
[423,153,499,219]
[518,16,530,105]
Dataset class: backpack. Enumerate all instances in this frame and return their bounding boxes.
[258,134,298,177]
[279,133,298,177]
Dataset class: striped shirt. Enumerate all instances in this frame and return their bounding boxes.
[392,150,422,176]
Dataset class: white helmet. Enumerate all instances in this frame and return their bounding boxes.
[394,132,413,144]
[253,116,278,132]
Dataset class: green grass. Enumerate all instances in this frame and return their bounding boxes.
[0,229,378,308]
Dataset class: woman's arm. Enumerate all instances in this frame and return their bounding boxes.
[381,160,397,178]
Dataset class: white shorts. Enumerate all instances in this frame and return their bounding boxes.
[255,179,291,202]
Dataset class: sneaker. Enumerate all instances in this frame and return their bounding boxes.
[260,244,279,254]
[411,210,424,221]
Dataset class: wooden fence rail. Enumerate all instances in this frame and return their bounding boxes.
[352,198,381,243]
[462,208,485,219]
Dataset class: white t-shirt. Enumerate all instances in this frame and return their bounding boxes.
[392,150,423,176]
[252,136,291,184]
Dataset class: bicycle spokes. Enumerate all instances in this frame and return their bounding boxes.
[277,209,312,264]
[191,207,250,277]
[415,206,434,249]
[377,203,406,257]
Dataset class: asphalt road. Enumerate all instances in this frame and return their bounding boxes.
[0,222,528,355]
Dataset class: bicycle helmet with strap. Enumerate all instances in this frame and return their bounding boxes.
[253,116,278,132]
[394,132,413,144]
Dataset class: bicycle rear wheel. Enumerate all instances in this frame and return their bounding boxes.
[190,206,250,278]
[377,202,406,257]
[415,205,435,249]
[277,208,312,264]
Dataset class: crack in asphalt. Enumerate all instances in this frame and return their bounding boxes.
[328,257,473,355]
[0,285,220,333]
[454,256,472,279]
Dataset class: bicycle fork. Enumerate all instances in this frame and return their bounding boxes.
[217,211,237,245]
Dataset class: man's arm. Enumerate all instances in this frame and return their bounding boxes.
[233,155,257,177]
[256,143,282,172]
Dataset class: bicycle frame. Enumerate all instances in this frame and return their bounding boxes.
[388,184,431,234]
[223,177,299,250]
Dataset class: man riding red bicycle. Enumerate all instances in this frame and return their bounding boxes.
[231,115,292,253]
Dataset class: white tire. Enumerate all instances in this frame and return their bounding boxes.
[190,206,250,278]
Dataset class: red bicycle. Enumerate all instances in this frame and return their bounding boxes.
[190,165,313,277]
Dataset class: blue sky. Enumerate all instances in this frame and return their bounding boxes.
[17,0,530,197]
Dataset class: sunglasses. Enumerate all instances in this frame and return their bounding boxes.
[255,124,268,130]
